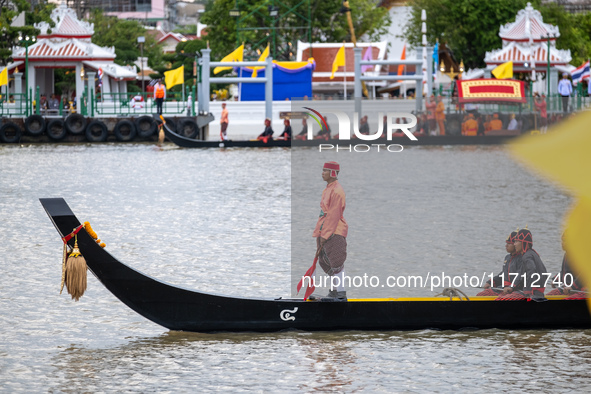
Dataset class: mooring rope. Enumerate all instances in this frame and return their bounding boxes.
[434,287,471,301]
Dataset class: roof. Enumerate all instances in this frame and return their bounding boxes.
[83,61,137,81]
[296,41,389,83]
[12,38,116,62]
[485,41,571,66]
[499,3,560,43]
[36,2,94,39]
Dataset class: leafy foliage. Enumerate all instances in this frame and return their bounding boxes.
[404,0,591,69]
[200,0,391,61]
[0,0,55,66]
[89,9,163,68]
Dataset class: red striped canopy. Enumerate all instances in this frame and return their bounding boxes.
[456,79,526,104]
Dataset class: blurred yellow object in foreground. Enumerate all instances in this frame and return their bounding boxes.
[510,111,591,309]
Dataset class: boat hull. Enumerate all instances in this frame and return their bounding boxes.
[41,198,591,332]
[162,125,517,149]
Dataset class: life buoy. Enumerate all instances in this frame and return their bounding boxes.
[24,115,46,136]
[46,119,67,141]
[114,120,137,142]
[134,116,157,138]
[177,118,198,139]
[0,122,22,143]
[85,120,108,142]
[65,114,86,135]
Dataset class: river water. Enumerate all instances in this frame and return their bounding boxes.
[1,142,590,392]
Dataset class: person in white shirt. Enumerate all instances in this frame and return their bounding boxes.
[557,72,573,113]
[186,94,193,116]
[507,114,519,131]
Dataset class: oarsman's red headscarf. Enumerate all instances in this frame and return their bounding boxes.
[506,231,518,244]
[515,229,533,252]
[324,161,340,178]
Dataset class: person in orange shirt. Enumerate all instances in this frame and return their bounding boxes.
[489,113,503,130]
[462,113,478,136]
[153,79,166,115]
[425,95,437,134]
[435,96,446,135]
[310,161,348,301]
[220,102,229,140]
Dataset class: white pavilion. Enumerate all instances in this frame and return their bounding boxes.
[9,2,137,111]
[484,2,572,95]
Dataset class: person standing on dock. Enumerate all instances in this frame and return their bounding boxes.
[435,96,446,135]
[558,72,572,114]
[310,161,348,301]
[154,79,166,115]
[220,102,229,140]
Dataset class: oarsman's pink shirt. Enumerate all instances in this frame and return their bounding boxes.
[221,108,229,123]
[313,180,348,239]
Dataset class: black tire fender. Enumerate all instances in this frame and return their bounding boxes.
[0,122,22,143]
[177,118,198,139]
[85,120,108,142]
[46,119,67,141]
[114,120,137,142]
[135,115,157,138]
[65,113,86,135]
[24,115,46,136]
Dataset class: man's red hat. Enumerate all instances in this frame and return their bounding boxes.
[323,161,340,178]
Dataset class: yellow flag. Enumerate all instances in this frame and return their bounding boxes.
[510,111,591,310]
[252,44,270,78]
[164,65,184,89]
[0,67,7,86]
[492,61,513,79]
[330,45,346,80]
[213,44,244,74]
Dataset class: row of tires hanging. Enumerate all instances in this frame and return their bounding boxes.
[0,114,200,143]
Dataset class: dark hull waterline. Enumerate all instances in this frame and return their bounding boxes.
[163,126,518,148]
[41,198,591,333]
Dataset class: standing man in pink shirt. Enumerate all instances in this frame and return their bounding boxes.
[220,102,229,140]
[311,161,349,301]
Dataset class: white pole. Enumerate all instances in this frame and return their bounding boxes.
[344,53,347,100]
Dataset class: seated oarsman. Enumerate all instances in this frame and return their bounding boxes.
[497,229,547,301]
[477,231,522,296]
[257,118,274,142]
[294,118,308,141]
[315,118,331,140]
[547,230,587,298]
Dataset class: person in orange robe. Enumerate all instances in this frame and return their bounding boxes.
[489,113,503,130]
[310,161,348,301]
[220,102,229,140]
[435,96,446,135]
[462,113,478,136]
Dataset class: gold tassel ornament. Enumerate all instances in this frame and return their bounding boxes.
[64,234,87,301]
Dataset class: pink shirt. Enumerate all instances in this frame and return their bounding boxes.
[426,101,436,120]
[221,108,229,123]
[534,100,547,118]
[312,181,348,239]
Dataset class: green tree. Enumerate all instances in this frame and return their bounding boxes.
[404,0,591,70]
[404,0,533,69]
[201,0,390,62]
[152,39,209,92]
[88,9,163,68]
[0,0,55,66]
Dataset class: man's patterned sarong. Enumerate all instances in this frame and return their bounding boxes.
[318,235,347,276]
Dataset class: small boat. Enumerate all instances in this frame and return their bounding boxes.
[162,123,518,149]
[41,198,591,332]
